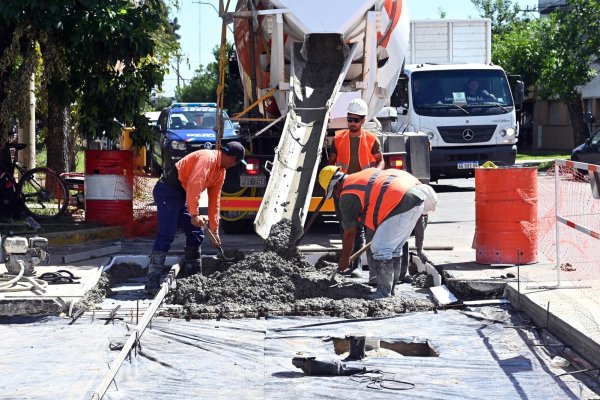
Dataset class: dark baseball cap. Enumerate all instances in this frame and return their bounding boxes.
[222,141,246,165]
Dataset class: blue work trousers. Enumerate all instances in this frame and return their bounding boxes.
[152,181,204,252]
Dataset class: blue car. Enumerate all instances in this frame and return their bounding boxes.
[571,127,600,168]
[150,102,240,176]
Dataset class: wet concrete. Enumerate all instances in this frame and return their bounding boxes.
[166,220,434,319]
[74,263,146,312]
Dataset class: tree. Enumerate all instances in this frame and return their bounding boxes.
[471,0,526,35]
[493,0,600,146]
[536,0,600,145]
[0,0,179,173]
[176,43,243,114]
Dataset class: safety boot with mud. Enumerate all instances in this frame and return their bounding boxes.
[340,257,362,278]
[145,251,167,295]
[180,246,202,277]
[398,252,412,284]
[367,259,393,300]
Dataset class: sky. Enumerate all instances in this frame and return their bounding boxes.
[161,0,539,97]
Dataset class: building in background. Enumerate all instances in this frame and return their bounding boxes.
[532,0,599,150]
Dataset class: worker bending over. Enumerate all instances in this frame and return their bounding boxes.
[145,142,246,294]
[327,98,384,275]
[319,165,436,299]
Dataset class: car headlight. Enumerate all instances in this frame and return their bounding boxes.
[499,129,507,137]
[418,130,435,140]
[505,127,516,137]
[171,140,187,151]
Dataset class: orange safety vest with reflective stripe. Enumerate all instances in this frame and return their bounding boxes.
[340,168,420,230]
[333,129,378,173]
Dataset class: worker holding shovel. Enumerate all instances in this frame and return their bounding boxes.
[327,98,384,276]
[318,165,436,299]
[145,142,246,295]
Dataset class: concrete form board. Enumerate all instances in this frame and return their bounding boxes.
[505,282,600,368]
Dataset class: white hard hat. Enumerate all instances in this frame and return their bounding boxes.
[420,184,438,214]
[347,98,368,116]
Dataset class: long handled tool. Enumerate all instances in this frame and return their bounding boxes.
[329,241,372,283]
[204,228,236,262]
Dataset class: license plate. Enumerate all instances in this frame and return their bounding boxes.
[240,174,266,187]
[457,161,479,169]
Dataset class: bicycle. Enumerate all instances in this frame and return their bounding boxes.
[1,143,69,220]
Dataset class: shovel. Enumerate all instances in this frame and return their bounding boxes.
[329,241,372,283]
[204,228,236,262]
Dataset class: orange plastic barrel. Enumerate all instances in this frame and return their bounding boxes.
[84,150,134,226]
[474,166,538,265]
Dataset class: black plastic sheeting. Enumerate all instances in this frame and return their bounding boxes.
[0,308,585,399]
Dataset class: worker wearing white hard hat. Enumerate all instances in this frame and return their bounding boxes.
[327,98,384,276]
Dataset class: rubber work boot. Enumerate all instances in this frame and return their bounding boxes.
[391,256,402,296]
[399,251,412,284]
[366,251,377,287]
[181,246,202,277]
[145,251,167,295]
[367,259,393,300]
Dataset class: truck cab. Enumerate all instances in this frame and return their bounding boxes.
[150,102,240,176]
[392,64,523,181]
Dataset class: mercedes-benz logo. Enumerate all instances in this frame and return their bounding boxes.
[462,129,474,141]
[203,142,213,149]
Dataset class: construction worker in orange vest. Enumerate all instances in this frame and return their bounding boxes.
[318,165,437,299]
[327,98,384,276]
[145,142,246,295]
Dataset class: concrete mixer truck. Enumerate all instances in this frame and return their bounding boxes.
[217,0,429,239]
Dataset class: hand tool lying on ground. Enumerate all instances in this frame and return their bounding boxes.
[204,228,236,262]
[329,241,372,283]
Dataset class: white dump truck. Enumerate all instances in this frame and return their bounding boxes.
[390,19,524,181]
[217,0,430,238]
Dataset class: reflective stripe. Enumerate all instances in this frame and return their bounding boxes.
[373,175,395,228]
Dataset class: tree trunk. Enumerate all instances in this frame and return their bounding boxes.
[0,24,16,169]
[46,99,71,174]
[565,95,589,147]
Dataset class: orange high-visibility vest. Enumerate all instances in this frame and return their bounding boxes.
[340,168,420,230]
[333,129,377,173]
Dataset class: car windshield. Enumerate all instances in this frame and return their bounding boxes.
[168,107,234,132]
[410,69,514,117]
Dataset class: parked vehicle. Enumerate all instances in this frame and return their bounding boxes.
[390,19,523,181]
[571,127,600,167]
[149,102,240,176]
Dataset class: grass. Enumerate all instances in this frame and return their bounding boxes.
[516,150,570,161]
[35,147,85,172]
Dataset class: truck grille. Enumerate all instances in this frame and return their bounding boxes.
[437,125,496,144]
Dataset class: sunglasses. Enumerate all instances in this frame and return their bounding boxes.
[347,117,363,123]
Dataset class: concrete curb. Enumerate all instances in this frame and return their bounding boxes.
[43,226,125,247]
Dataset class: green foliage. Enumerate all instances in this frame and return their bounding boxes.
[0,0,181,148]
[471,0,527,35]
[534,0,600,103]
[152,95,174,111]
[493,19,544,86]
[176,42,243,114]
